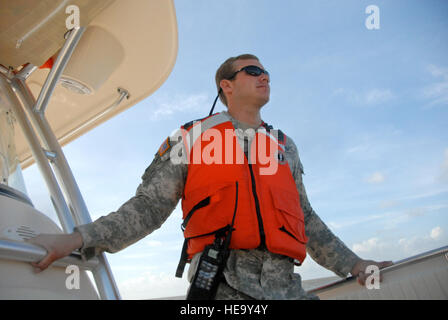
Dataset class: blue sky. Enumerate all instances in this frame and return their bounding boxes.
[23,0,448,299]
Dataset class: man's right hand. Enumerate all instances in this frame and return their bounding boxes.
[26,231,83,273]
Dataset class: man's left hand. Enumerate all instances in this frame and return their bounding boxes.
[351,259,394,286]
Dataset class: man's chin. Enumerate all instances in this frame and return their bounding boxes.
[258,97,270,108]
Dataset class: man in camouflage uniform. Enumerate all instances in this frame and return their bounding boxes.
[30,54,392,299]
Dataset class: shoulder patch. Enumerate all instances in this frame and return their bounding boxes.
[157,137,171,157]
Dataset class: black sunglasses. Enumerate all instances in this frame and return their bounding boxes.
[227,65,270,80]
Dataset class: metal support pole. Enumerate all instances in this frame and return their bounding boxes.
[15,64,37,81]
[5,26,121,299]
[12,77,121,301]
[59,87,130,143]
[14,78,89,227]
[0,74,75,233]
[33,27,85,113]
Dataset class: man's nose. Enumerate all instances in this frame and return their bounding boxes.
[260,72,270,83]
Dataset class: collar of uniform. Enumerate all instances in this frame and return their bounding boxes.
[221,111,262,132]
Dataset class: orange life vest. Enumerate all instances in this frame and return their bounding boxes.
[176,112,307,276]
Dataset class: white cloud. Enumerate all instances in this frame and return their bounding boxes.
[327,213,384,230]
[364,89,394,105]
[430,226,443,240]
[298,255,337,281]
[352,237,384,254]
[396,236,429,257]
[366,171,385,184]
[328,210,398,231]
[352,226,446,261]
[405,207,426,218]
[149,93,209,120]
[118,270,189,299]
[301,226,443,280]
[422,65,448,107]
[333,88,394,106]
[427,64,448,78]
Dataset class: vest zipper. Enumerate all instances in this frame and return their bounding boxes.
[244,136,266,247]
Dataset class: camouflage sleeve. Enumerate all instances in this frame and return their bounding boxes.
[284,137,361,278]
[74,133,187,260]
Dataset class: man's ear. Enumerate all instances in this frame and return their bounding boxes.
[220,79,233,97]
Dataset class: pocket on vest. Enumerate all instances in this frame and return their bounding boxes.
[182,181,236,238]
[270,186,308,244]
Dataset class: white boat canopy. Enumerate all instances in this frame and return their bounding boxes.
[0,0,178,169]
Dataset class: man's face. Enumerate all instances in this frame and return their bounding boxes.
[228,59,270,108]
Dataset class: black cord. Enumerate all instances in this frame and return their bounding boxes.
[208,88,223,116]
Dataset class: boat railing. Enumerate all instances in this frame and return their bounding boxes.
[309,245,448,295]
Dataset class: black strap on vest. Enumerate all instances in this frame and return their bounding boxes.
[262,121,285,144]
[175,239,189,278]
[175,181,239,278]
[182,120,195,131]
[175,226,233,279]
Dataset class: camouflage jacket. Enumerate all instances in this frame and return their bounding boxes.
[75,111,360,299]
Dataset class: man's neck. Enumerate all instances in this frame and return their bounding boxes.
[226,105,262,127]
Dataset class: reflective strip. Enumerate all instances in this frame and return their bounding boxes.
[257,128,285,151]
[182,113,285,158]
[183,113,231,153]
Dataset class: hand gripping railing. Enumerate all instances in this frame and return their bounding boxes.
[0,239,99,271]
[1,27,121,299]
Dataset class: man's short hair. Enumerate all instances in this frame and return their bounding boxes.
[215,54,259,106]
